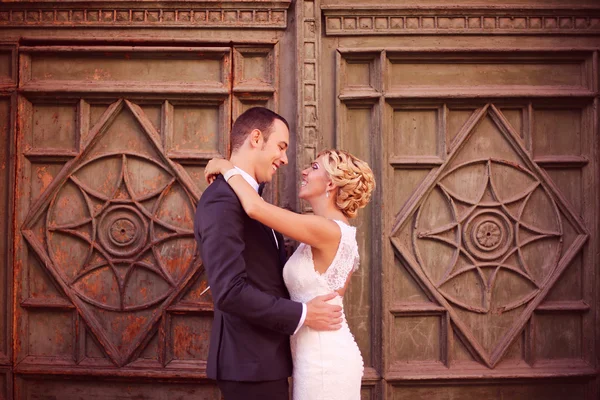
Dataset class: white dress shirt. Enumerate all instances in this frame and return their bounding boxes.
[233,167,307,334]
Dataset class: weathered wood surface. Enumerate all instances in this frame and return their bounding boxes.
[0,0,598,398]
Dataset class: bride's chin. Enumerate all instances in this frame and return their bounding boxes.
[299,187,315,200]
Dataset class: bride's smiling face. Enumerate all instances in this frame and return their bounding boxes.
[299,156,332,200]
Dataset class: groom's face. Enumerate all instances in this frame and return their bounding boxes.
[254,119,289,183]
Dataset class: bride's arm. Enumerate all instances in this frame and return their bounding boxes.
[205,159,340,249]
[229,174,340,249]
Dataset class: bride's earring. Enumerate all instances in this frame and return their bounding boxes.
[326,191,330,199]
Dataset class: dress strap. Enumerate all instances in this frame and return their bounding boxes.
[323,220,360,291]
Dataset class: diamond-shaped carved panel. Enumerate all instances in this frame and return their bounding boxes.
[22,99,201,366]
[391,104,589,367]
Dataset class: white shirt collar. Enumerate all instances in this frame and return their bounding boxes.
[234,166,260,193]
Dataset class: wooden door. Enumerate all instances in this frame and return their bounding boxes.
[12,43,280,397]
[1,1,599,399]
[314,33,599,400]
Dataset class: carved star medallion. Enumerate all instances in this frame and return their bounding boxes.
[22,99,201,366]
[391,104,589,367]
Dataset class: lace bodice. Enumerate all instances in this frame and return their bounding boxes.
[283,220,359,303]
[283,219,364,400]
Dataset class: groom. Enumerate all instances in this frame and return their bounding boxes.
[194,107,343,400]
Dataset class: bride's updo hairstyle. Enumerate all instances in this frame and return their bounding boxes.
[318,149,375,218]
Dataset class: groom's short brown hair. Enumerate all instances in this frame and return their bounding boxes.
[230,107,290,152]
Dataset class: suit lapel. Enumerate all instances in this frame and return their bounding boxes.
[255,221,286,267]
[258,221,278,251]
[275,231,286,266]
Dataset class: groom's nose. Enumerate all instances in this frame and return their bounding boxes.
[280,151,288,165]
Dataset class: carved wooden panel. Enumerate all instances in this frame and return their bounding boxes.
[335,73,383,393]
[12,45,282,389]
[337,101,378,370]
[389,380,591,400]
[15,376,221,400]
[0,2,290,29]
[392,104,589,367]
[232,45,279,120]
[0,368,11,400]
[296,0,321,213]
[322,5,600,36]
[17,95,208,367]
[19,46,232,96]
[336,49,597,398]
[0,46,17,87]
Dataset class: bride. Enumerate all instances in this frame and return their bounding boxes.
[204,149,375,400]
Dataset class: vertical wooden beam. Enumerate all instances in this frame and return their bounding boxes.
[581,86,595,373]
[75,313,84,364]
[592,49,599,400]
[527,102,534,156]
[77,99,89,151]
[5,90,17,390]
[444,312,453,367]
[379,53,392,394]
[524,316,535,366]
[162,100,174,156]
[372,49,386,399]
[296,0,321,213]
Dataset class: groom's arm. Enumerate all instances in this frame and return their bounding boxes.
[198,186,302,335]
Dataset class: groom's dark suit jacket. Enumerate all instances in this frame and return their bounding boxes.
[194,175,303,381]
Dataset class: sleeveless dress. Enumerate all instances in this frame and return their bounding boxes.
[282,220,364,400]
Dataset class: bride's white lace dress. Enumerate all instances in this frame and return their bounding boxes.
[283,220,364,400]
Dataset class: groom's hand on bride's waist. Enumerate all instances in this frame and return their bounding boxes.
[304,293,343,331]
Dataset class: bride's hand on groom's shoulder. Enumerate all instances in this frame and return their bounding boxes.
[204,158,234,184]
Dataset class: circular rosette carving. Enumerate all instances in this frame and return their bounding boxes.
[415,159,563,314]
[46,151,197,311]
[463,210,513,260]
[98,205,148,257]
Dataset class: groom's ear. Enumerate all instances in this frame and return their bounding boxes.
[249,129,264,149]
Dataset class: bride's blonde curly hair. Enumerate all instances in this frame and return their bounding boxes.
[317,149,375,218]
